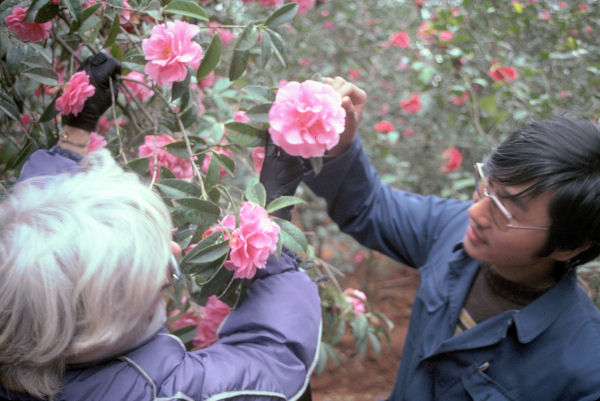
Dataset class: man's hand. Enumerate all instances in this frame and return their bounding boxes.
[62,53,122,132]
[260,138,305,221]
[322,77,367,157]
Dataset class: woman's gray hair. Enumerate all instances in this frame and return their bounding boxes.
[0,149,173,398]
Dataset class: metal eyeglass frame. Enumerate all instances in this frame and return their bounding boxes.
[161,253,183,291]
[474,163,550,231]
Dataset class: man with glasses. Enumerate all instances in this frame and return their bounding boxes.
[274,76,600,400]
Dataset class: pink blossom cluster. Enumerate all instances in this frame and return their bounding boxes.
[488,64,517,82]
[201,215,236,241]
[4,7,52,42]
[55,71,96,116]
[344,288,367,316]
[251,147,265,174]
[123,71,153,102]
[142,21,203,86]
[138,134,194,180]
[268,80,346,158]
[374,120,395,133]
[400,93,422,114]
[225,202,280,279]
[440,147,463,173]
[194,295,232,348]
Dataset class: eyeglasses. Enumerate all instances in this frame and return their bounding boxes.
[473,163,550,232]
[161,253,183,291]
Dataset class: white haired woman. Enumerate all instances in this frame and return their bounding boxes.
[0,54,320,401]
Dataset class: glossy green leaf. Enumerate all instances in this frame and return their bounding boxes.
[246,103,272,124]
[173,198,220,226]
[0,90,20,121]
[23,67,59,86]
[260,28,272,67]
[197,34,222,80]
[274,218,308,254]
[266,196,306,214]
[104,15,121,48]
[164,0,208,21]
[352,313,368,355]
[39,96,59,123]
[229,49,250,81]
[34,2,59,23]
[63,0,83,23]
[224,122,265,147]
[171,71,191,101]
[24,0,48,22]
[125,157,151,176]
[265,28,287,67]
[155,179,202,199]
[162,141,190,159]
[180,103,198,128]
[244,182,266,207]
[234,23,258,52]
[264,3,298,27]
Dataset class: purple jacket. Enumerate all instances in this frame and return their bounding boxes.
[1,147,322,401]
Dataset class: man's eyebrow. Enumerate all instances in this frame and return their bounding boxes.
[496,186,529,211]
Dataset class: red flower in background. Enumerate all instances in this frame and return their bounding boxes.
[400,93,421,114]
[440,147,462,173]
[389,31,410,48]
[488,65,517,82]
[374,120,395,133]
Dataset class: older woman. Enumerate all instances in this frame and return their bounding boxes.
[0,54,320,401]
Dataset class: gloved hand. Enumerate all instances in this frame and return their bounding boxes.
[62,53,122,132]
[260,137,305,220]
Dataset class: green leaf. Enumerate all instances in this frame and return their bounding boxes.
[260,29,272,67]
[266,196,306,214]
[172,70,191,101]
[126,157,150,176]
[23,67,59,86]
[180,103,198,128]
[182,241,230,274]
[224,122,266,147]
[265,28,287,67]
[162,141,190,158]
[164,0,208,21]
[24,0,48,22]
[329,317,346,345]
[170,324,197,346]
[192,266,234,305]
[104,15,121,48]
[352,313,368,355]
[197,34,222,80]
[242,87,275,103]
[34,2,59,23]
[39,96,59,123]
[274,218,308,254]
[173,198,220,226]
[479,95,497,114]
[246,103,272,123]
[0,90,20,121]
[234,23,258,52]
[155,178,202,199]
[264,3,298,27]
[309,157,323,175]
[229,49,250,81]
[315,342,328,374]
[63,0,84,23]
[367,331,381,355]
[213,151,235,175]
[6,43,25,75]
[245,182,266,206]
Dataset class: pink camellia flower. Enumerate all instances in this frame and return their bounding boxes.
[257,0,284,6]
[389,31,410,48]
[142,21,203,86]
[193,295,232,349]
[292,0,316,14]
[488,65,517,82]
[417,23,435,41]
[123,71,153,102]
[348,69,361,80]
[138,134,194,179]
[234,110,251,123]
[201,214,236,241]
[5,7,52,42]
[539,9,551,20]
[225,202,280,279]
[374,120,395,133]
[400,93,422,114]
[438,30,453,42]
[209,22,236,46]
[251,146,265,174]
[451,91,469,106]
[403,128,415,137]
[170,310,201,331]
[87,132,107,153]
[268,80,346,158]
[55,71,96,116]
[344,288,367,316]
[440,146,462,173]
[20,114,32,129]
[323,21,335,30]
[202,146,233,178]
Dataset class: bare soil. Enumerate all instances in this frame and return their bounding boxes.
[309,259,420,401]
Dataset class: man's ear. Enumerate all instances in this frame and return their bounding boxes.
[550,243,592,262]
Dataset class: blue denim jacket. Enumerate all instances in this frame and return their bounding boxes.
[305,138,600,401]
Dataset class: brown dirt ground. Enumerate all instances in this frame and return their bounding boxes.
[309,259,420,401]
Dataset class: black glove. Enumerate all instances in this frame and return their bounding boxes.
[259,137,305,220]
[62,53,122,131]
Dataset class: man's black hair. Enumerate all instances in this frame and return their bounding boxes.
[484,115,600,269]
